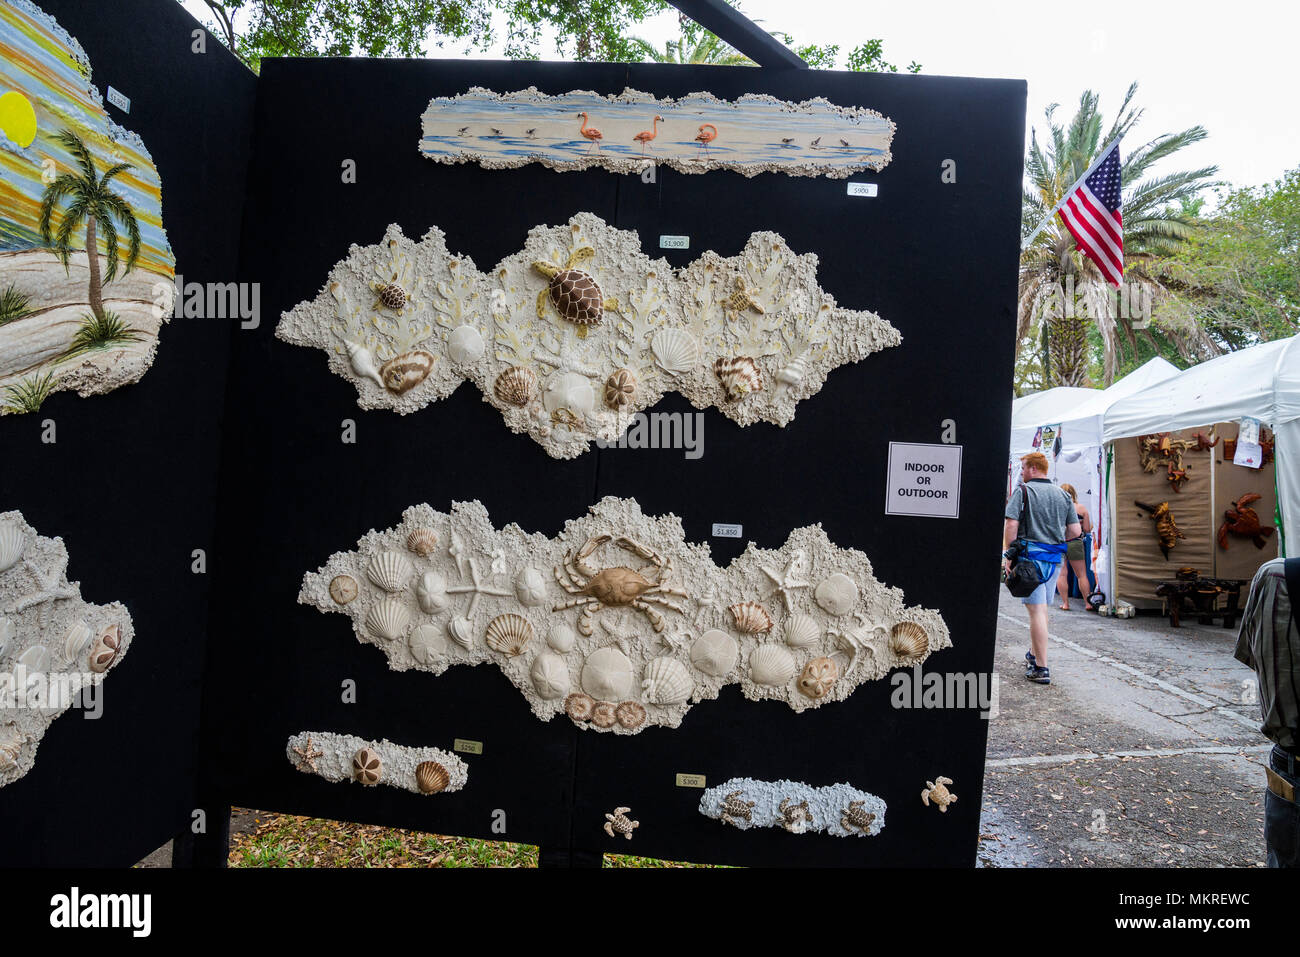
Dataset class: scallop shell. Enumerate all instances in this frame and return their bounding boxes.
[0,522,25,574]
[446,616,474,650]
[749,643,797,686]
[604,368,637,410]
[352,747,382,785]
[89,626,121,674]
[416,571,449,613]
[543,372,595,418]
[890,621,929,662]
[63,621,94,665]
[690,630,738,677]
[591,701,617,728]
[581,646,635,701]
[565,691,595,722]
[783,613,821,649]
[379,349,435,394]
[367,550,414,593]
[329,574,358,604]
[408,623,443,665]
[366,597,411,642]
[714,355,764,401]
[530,652,571,699]
[729,601,774,635]
[814,573,859,616]
[485,613,533,656]
[651,328,700,374]
[798,656,838,699]
[406,528,439,557]
[548,624,578,653]
[415,760,450,794]
[642,656,693,704]
[447,324,484,363]
[493,366,537,407]
[514,567,547,607]
[616,701,646,730]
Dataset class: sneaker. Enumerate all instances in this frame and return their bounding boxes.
[1024,651,1037,677]
[1026,665,1051,685]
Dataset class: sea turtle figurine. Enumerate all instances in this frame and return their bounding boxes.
[720,790,756,826]
[533,246,618,337]
[921,776,957,812]
[778,797,813,834]
[604,806,639,840]
[840,800,876,833]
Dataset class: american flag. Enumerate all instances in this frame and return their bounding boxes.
[1057,140,1124,287]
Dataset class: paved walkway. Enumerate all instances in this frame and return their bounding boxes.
[980,589,1269,866]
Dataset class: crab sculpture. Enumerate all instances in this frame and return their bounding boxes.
[778,797,813,834]
[841,800,876,833]
[921,776,957,813]
[604,806,639,840]
[1217,493,1276,550]
[553,535,689,635]
[720,790,756,826]
[532,246,618,336]
[722,276,765,322]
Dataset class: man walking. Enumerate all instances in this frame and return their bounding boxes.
[1235,557,1299,867]
[1003,452,1080,685]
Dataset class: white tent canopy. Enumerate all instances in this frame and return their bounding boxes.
[1103,335,1300,551]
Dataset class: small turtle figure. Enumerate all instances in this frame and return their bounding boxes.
[604,806,639,840]
[533,246,618,337]
[372,278,408,312]
[719,790,756,826]
[840,800,876,833]
[722,277,765,322]
[921,776,957,812]
[778,797,813,834]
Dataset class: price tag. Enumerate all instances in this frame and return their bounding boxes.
[659,235,690,250]
[846,182,878,197]
[106,86,131,113]
[884,442,963,519]
[711,523,743,538]
[676,773,707,788]
[453,738,483,755]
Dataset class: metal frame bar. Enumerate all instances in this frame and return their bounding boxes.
[665,0,808,69]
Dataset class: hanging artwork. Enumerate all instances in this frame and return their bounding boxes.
[0,1,174,414]
[286,731,468,795]
[0,510,133,788]
[419,87,895,179]
[699,778,886,837]
[296,497,950,735]
[277,212,900,458]
[1134,499,1185,558]
[1217,494,1275,550]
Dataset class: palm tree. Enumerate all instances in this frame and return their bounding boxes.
[1018,84,1218,387]
[630,11,753,66]
[39,129,141,323]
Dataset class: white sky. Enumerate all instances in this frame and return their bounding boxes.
[183,0,1297,190]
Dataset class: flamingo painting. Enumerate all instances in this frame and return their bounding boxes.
[694,123,718,159]
[633,115,664,157]
[577,112,603,153]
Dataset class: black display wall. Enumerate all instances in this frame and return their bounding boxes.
[199,55,1025,866]
[0,0,256,865]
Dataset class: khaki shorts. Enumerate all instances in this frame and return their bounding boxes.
[1066,538,1085,562]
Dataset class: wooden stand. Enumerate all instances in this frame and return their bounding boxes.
[1153,576,1248,628]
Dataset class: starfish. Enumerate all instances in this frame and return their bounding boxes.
[4,557,77,615]
[446,557,512,619]
[759,550,810,613]
[292,736,323,774]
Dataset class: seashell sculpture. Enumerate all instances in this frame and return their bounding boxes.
[287,732,468,796]
[277,214,900,458]
[485,613,533,656]
[642,656,693,704]
[367,551,414,593]
[0,511,134,787]
[814,573,859,616]
[329,574,359,605]
[365,597,411,642]
[729,601,774,635]
[297,497,949,735]
[700,778,886,838]
[406,528,439,557]
[889,621,929,662]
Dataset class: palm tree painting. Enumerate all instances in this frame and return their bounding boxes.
[1018,84,1218,387]
[38,128,142,349]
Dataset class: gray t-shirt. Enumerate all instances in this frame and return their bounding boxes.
[1005,479,1076,544]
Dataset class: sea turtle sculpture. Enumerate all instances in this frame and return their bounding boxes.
[532,246,618,336]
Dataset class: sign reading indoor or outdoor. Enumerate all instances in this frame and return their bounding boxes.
[884,442,963,519]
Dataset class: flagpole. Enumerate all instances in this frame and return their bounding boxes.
[1020,137,1123,251]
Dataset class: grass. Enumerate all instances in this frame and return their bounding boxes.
[2,369,57,414]
[228,809,716,868]
[62,309,140,358]
[0,284,32,325]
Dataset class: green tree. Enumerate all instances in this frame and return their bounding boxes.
[39,129,140,324]
[774,35,921,73]
[1018,83,1218,390]
[628,11,752,65]
[192,0,669,70]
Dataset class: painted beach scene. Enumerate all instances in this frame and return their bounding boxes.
[0,0,173,414]
[420,87,894,179]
